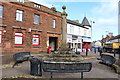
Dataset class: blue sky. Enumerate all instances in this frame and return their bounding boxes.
[30,0,118,41]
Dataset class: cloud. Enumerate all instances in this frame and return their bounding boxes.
[92,1,118,16]
[90,1,118,40]
[97,18,117,26]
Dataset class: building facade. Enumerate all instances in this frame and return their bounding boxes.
[102,33,113,44]
[81,17,92,52]
[66,17,92,52]
[67,19,82,52]
[0,1,62,63]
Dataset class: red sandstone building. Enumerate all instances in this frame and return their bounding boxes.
[0,1,62,63]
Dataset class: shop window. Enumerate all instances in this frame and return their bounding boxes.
[32,34,40,46]
[34,14,40,24]
[16,10,24,21]
[52,19,56,28]
[0,31,2,45]
[15,33,23,45]
[0,5,3,18]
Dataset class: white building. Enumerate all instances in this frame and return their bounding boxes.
[67,19,82,52]
[81,17,92,52]
[66,17,92,52]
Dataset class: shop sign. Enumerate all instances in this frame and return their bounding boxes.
[67,38,72,43]
[72,35,78,39]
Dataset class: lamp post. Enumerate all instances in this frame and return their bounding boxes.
[90,20,95,37]
[90,20,95,47]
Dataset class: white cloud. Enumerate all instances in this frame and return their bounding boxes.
[97,18,117,25]
[91,1,118,41]
[92,1,118,16]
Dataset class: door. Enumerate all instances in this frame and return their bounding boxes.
[49,37,58,51]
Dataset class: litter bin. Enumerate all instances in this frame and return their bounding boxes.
[30,58,42,76]
[47,46,51,53]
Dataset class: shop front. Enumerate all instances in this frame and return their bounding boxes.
[82,37,92,52]
[47,33,61,52]
[67,34,82,52]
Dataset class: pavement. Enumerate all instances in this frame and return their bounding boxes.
[1,51,120,79]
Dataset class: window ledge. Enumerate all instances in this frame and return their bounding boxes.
[33,22,42,25]
[33,46,41,48]
[16,20,24,22]
[31,29,42,32]
[14,45,24,48]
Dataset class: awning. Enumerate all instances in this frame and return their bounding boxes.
[104,42,112,44]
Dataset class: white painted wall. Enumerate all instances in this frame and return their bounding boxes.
[67,23,82,36]
[67,22,92,52]
[67,24,92,38]
[82,26,91,37]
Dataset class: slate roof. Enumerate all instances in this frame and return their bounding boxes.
[67,19,81,26]
[107,35,120,41]
[67,19,88,29]
[81,17,91,27]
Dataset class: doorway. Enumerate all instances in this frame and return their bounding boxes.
[49,37,58,51]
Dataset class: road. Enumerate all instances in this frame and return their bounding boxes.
[1,52,120,79]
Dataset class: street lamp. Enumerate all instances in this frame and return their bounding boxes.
[90,20,95,39]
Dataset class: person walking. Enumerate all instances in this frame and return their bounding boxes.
[86,44,89,56]
[94,47,96,54]
[99,47,102,56]
[86,48,88,56]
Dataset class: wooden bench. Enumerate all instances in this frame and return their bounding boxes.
[97,54,116,66]
[43,61,92,79]
[12,52,33,68]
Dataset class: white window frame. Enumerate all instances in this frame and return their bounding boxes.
[16,10,24,21]
[34,14,40,24]
[0,5,3,18]
[32,34,40,46]
[52,19,56,28]
[15,33,23,45]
